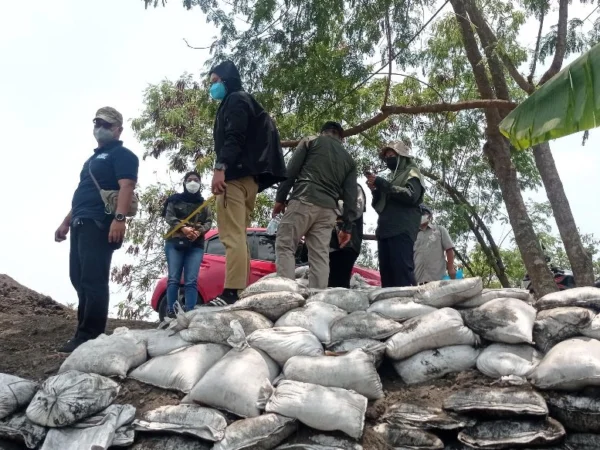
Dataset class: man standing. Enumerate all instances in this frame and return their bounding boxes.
[274,122,358,289]
[414,204,456,284]
[208,60,286,305]
[54,107,138,353]
[367,141,424,287]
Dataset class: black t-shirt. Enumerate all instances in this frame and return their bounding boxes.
[71,140,139,222]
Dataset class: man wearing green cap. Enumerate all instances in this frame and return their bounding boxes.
[54,106,139,353]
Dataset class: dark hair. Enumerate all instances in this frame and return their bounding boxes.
[420,204,433,215]
[320,121,344,138]
[184,171,201,182]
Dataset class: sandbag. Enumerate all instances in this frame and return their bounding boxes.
[386,308,478,361]
[393,345,480,385]
[368,286,419,303]
[130,434,212,450]
[134,405,227,441]
[115,328,191,358]
[282,349,383,399]
[329,311,402,344]
[307,288,369,312]
[536,287,600,311]
[276,433,363,449]
[59,332,147,378]
[213,414,297,450]
[414,278,483,308]
[241,276,309,299]
[258,380,367,439]
[0,374,37,420]
[112,425,135,447]
[367,298,436,322]
[327,339,386,368]
[532,307,595,352]
[0,412,47,449]
[41,404,135,450]
[443,388,548,418]
[529,338,600,390]
[545,392,600,433]
[26,371,119,427]
[382,403,475,429]
[582,313,600,340]
[129,343,229,393]
[476,344,542,380]
[180,310,273,344]
[458,288,531,309]
[229,292,306,321]
[275,302,347,344]
[373,423,444,450]
[245,327,324,366]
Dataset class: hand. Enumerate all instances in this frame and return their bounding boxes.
[338,230,351,249]
[448,265,457,279]
[109,220,126,243]
[182,226,200,241]
[366,174,377,190]
[55,222,69,243]
[272,202,285,217]
[211,170,227,195]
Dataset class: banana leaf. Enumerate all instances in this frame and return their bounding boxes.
[499,42,600,150]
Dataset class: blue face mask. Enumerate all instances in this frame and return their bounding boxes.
[210,81,227,101]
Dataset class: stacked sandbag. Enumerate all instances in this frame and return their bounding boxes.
[240,276,309,299]
[0,412,47,449]
[457,288,531,309]
[535,287,600,311]
[412,278,483,308]
[327,339,387,368]
[275,301,347,344]
[532,307,595,352]
[329,311,402,344]
[114,327,191,357]
[307,288,369,312]
[0,374,37,420]
[367,298,436,322]
[242,327,324,366]
[179,310,273,344]
[213,414,297,450]
[229,292,306,321]
[476,343,542,381]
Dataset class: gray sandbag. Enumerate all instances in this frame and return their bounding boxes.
[536,286,600,311]
[275,302,347,344]
[582,313,600,340]
[307,288,369,312]
[553,433,600,450]
[276,433,363,450]
[180,310,273,344]
[245,327,324,366]
[129,343,229,393]
[368,286,420,303]
[112,424,135,447]
[529,338,600,390]
[59,331,147,378]
[382,403,475,429]
[134,405,227,441]
[295,266,309,279]
[458,288,531,309]
[367,298,436,322]
[476,344,542,380]
[372,423,444,450]
[327,339,386,368]
[213,414,297,450]
[241,276,309,299]
[129,434,212,450]
[461,298,536,344]
[0,412,46,449]
[282,349,383,399]
[386,308,478,360]
[443,388,548,418]
[229,292,306,321]
[532,307,595,352]
[393,345,480,385]
[544,392,600,433]
[0,374,37,420]
[114,327,191,358]
[457,417,565,449]
[41,404,135,450]
[258,379,367,439]
[413,278,483,308]
[329,311,402,344]
[26,371,119,427]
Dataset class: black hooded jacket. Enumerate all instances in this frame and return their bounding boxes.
[210,61,287,192]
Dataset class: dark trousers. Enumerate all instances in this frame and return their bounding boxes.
[69,219,115,340]
[377,233,416,288]
[328,249,359,288]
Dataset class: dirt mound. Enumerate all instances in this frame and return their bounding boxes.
[0,274,69,317]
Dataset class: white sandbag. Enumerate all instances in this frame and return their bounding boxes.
[229,292,305,321]
[180,310,273,344]
[258,380,367,439]
[327,339,387,368]
[529,338,600,390]
[462,298,536,344]
[245,327,324,366]
[476,344,542,379]
[582,313,600,340]
[41,404,135,450]
[386,308,478,360]
[295,266,309,279]
[0,374,37,420]
[0,412,47,449]
[129,343,229,393]
[26,371,119,427]
[329,311,402,344]
[213,414,297,450]
[393,345,480,385]
[536,287,600,311]
[414,278,483,308]
[368,286,419,303]
[282,349,383,399]
[276,434,363,450]
[275,302,347,344]
[458,288,531,309]
[367,298,436,321]
[241,276,309,298]
[134,405,227,441]
[307,288,369,312]
[115,327,191,358]
[59,332,147,378]
[533,307,595,352]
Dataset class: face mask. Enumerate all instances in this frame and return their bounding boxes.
[385,156,398,171]
[421,215,430,225]
[210,82,227,101]
[93,127,115,145]
[185,181,200,193]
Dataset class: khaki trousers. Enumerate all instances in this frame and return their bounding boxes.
[216,176,258,291]
[275,199,337,289]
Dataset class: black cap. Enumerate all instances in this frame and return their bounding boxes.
[320,121,344,137]
[420,204,432,215]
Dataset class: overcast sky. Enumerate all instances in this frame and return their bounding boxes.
[1,0,599,312]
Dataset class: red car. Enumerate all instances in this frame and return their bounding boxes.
[151,227,381,320]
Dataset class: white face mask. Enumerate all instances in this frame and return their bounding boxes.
[185,181,200,193]
[421,215,430,225]
[93,127,115,145]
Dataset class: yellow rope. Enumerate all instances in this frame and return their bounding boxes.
[163,195,216,240]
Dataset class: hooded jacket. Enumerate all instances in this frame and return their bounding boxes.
[210,61,287,191]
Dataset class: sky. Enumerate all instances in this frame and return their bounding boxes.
[1,0,599,313]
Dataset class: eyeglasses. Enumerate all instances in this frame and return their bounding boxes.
[93,119,114,130]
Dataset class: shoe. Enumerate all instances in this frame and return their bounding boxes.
[166,310,176,319]
[58,337,86,353]
[203,289,239,306]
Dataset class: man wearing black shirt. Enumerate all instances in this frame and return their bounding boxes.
[54,107,139,353]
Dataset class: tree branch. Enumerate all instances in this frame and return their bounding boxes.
[528,11,546,84]
[539,0,569,85]
[183,38,212,50]
[382,10,393,108]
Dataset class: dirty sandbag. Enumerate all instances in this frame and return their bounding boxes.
[245,327,324,366]
[0,412,46,449]
[368,286,419,303]
[532,307,595,352]
[258,379,367,439]
[275,433,363,450]
[443,388,548,418]
[213,413,297,450]
[295,265,310,279]
[129,343,230,393]
[26,371,119,427]
[282,349,383,399]
[230,292,306,321]
[114,328,191,358]
[544,392,600,433]
[555,433,600,450]
[581,313,600,340]
[0,374,37,420]
[476,344,542,380]
[536,286,600,311]
[386,308,478,361]
[41,404,135,450]
[129,434,212,450]
[241,276,309,299]
[180,310,273,344]
[372,423,444,450]
[458,288,531,309]
[461,298,536,345]
[382,403,475,430]
[367,298,436,322]
[112,424,135,447]
[393,345,480,385]
[327,339,386,368]
[59,331,147,378]
[414,278,483,308]
[134,405,227,441]
[275,302,347,344]
[307,288,369,312]
[458,417,565,449]
[529,338,600,390]
[329,311,402,344]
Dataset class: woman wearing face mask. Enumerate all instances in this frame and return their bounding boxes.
[162,171,212,317]
[366,141,425,287]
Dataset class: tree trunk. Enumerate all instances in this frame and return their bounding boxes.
[533,142,595,285]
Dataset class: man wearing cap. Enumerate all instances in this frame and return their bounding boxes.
[414,205,456,285]
[273,121,358,289]
[366,141,424,287]
[54,107,139,353]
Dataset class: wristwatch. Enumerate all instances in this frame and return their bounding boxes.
[214,162,227,171]
[114,213,126,222]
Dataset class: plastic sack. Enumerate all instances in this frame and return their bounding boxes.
[213,413,297,450]
[458,288,531,309]
[545,392,600,433]
[307,288,369,312]
[413,278,483,308]
[130,434,213,449]
[180,310,273,344]
[275,301,347,344]
[367,298,436,322]
[443,387,549,418]
[245,327,324,366]
[266,216,281,235]
[327,339,386,368]
[372,423,443,450]
[329,311,402,344]
[241,277,309,299]
[114,328,191,358]
[382,403,475,430]
[230,292,306,321]
[476,343,542,380]
[0,412,47,449]
[275,433,363,450]
[535,287,600,311]
[532,307,595,352]
[0,374,37,420]
[368,286,420,303]
[581,313,600,340]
